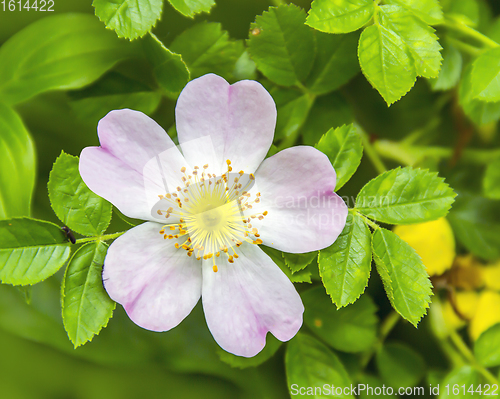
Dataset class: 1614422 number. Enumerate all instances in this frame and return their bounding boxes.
[1,0,54,11]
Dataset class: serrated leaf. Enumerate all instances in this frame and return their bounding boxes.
[372,228,432,327]
[69,72,162,121]
[439,366,480,399]
[142,33,190,94]
[355,167,456,225]
[170,22,243,80]
[306,0,374,34]
[460,65,500,126]
[62,241,115,348]
[275,93,314,147]
[429,42,462,91]
[0,218,71,285]
[283,251,317,273]
[385,0,443,25]
[315,124,363,190]
[376,342,425,389]
[0,14,133,105]
[358,24,417,106]
[379,5,442,79]
[93,0,163,40]
[217,334,282,369]
[48,152,112,237]
[305,31,360,95]
[319,213,371,308]
[248,4,315,87]
[474,323,500,367]
[286,333,354,398]
[168,0,215,18]
[303,287,378,353]
[261,246,311,283]
[471,47,500,102]
[0,104,35,219]
[484,158,500,200]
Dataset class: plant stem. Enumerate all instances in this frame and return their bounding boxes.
[354,211,380,231]
[444,17,499,49]
[449,331,499,385]
[75,231,126,245]
[447,37,482,57]
[357,125,388,174]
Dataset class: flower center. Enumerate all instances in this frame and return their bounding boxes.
[156,160,267,272]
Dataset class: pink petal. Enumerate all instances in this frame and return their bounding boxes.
[79,109,187,221]
[249,146,348,253]
[103,222,202,331]
[175,74,276,176]
[201,243,304,357]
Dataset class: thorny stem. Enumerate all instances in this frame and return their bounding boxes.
[75,231,126,245]
[443,16,499,49]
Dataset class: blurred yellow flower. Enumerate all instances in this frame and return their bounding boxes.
[394,218,455,276]
[482,262,500,291]
[470,290,500,341]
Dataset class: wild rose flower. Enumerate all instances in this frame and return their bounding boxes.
[79,74,348,357]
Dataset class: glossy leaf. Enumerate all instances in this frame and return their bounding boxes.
[376,342,425,389]
[48,152,112,237]
[385,0,443,25]
[0,104,35,219]
[318,213,371,307]
[372,228,432,327]
[474,323,500,367]
[283,251,317,273]
[62,242,115,348]
[93,0,163,40]
[355,167,456,225]
[429,42,462,91]
[248,5,315,86]
[168,0,215,18]
[305,31,360,94]
[484,158,500,200]
[471,47,500,102]
[379,5,442,79]
[0,218,71,285]
[315,124,363,191]
[303,287,378,353]
[170,22,243,80]
[261,246,311,283]
[0,14,132,105]
[306,0,374,34]
[286,333,354,398]
[358,24,416,106]
[142,33,190,94]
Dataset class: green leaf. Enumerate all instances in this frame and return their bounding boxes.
[286,333,354,398]
[305,31,360,95]
[315,124,363,191]
[319,213,372,308]
[62,241,115,348]
[217,334,282,369]
[385,0,443,25]
[376,342,425,389]
[355,167,456,225]
[69,72,162,121]
[0,104,35,219]
[474,323,500,367]
[248,5,316,87]
[283,252,317,273]
[306,0,374,34]
[447,0,480,27]
[0,14,133,105]
[0,218,71,286]
[484,158,500,200]
[168,0,215,18]
[275,93,314,147]
[372,228,432,326]
[429,42,462,91]
[93,0,163,40]
[233,50,257,81]
[379,5,442,79]
[460,65,500,126]
[447,192,500,261]
[358,24,417,106]
[471,47,500,102]
[439,366,480,399]
[142,33,190,94]
[261,246,311,283]
[48,151,112,237]
[170,22,243,80]
[302,287,378,353]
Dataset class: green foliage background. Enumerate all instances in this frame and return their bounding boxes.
[1,0,500,398]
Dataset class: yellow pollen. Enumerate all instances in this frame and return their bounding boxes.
[213,265,218,272]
